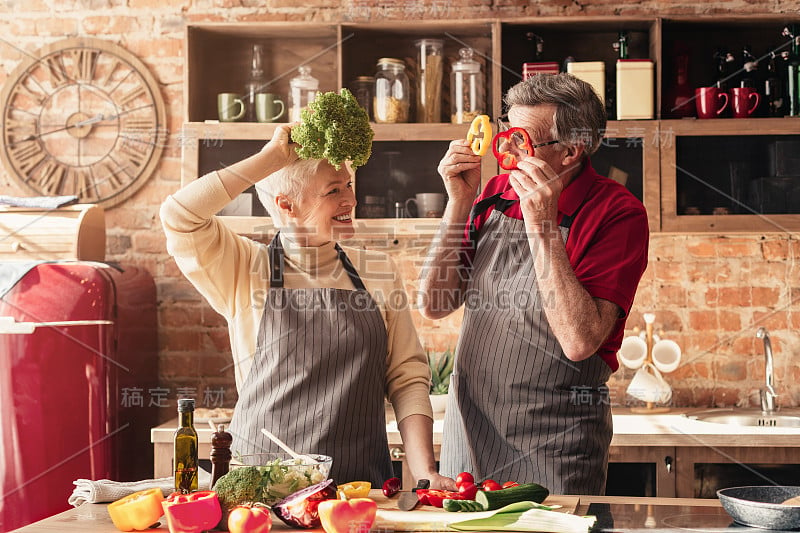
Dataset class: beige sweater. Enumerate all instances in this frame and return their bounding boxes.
[160,171,433,422]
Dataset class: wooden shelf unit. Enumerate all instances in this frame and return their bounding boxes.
[182,16,800,235]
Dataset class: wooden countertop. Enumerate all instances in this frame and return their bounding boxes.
[151,407,800,448]
[11,491,725,532]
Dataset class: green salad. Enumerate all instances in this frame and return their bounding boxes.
[215,457,329,509]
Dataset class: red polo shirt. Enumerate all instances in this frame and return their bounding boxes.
[462,160,649,371]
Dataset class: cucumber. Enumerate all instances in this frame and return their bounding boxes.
[474,483,550,511]
[443,499,484,512]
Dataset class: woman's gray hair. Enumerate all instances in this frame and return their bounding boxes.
[504,73,606,156]
[254,158,325,224]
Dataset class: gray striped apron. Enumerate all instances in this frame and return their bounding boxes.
[228,233,393,485]
[440,193,612,495]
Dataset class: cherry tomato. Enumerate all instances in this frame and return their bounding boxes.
[502,481,520,489]
[457,481,478,500]
[455,472,475,488]
[481,479,502,491]
[381,477,401,497]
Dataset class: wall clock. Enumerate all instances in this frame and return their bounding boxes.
[0,37,167,208]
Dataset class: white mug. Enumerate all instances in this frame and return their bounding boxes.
[618,335,647,369]
[627,363,672,404]
[652,339,682,374]
[405,193,445,218]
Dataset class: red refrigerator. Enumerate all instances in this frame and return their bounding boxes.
[0,262,158,532]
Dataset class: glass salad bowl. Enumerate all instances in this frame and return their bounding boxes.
[228,452,332,505]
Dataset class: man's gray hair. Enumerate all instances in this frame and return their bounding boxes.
[255,158,325,224]
[504,73,606,156]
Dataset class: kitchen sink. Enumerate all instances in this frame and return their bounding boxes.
[685,409,800,428]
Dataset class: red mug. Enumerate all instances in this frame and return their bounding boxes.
[730,87,760,118]
[695,87,728,119]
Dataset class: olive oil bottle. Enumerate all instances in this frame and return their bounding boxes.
[174,398,198,493]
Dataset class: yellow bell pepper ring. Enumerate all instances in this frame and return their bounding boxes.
[466,114,492,156]
[107,488,164,532]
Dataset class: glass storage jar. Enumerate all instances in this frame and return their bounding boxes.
[414,38,444,122]
[374,58,410,123]
[289,65,319,122]
[350,75,374,120]
[450,47,485,124]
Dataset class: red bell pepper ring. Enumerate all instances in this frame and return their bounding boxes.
[161,491,222,533]
[492,127,534,170]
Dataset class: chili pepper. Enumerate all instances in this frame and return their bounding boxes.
[381,477,401,497]
[107,488,164,532]
[228,503,272,533]
[416,489,464,508]
[492,127,533,170]
[466,114,492,156]
[161,490,222,533]
[318,498,378,533]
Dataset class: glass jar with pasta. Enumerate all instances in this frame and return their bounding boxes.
[374,58,410,123]
[414,38,444,122]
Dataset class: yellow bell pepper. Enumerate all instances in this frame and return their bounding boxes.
[107,488,164,532]
[336,481,371,499]
[318,498,378,533]
[466,114,492,156]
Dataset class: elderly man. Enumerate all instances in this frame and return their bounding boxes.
[162,125,453,488]
[419,74,649,495]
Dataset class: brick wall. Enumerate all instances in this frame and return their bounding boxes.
[1,1,799,424]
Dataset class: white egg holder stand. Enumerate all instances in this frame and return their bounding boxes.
[618,313,682,413]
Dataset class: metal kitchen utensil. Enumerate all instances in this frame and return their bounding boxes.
[398,479,430,511]
[718,486,800,529]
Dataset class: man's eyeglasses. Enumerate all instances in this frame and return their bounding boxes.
[494,114,560,150]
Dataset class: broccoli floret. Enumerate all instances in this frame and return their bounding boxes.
[290,88,374,169]
[213,466,263,510]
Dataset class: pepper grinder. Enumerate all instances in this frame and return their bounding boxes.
[210,423,233,488]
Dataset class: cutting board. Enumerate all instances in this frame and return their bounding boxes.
[373,492,580,532]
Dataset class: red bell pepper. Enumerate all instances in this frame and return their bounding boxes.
[161,490,222,533]
[416,489,464,508]
[228,503,272,533]
[492,127,533,170]
[318,498,377,533]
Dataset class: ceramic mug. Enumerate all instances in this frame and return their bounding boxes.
[627,363,672,404]
[730,87,760,118]
[652,339,682,374]
[618,335,648,370]
[218,93,246,122]
[695,87,728,119]
[256,93,286,122]
[405,193,446,218]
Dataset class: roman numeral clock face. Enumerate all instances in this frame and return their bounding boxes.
[1,38,167,207]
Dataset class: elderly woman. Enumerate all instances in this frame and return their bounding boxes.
[161,125,452,488]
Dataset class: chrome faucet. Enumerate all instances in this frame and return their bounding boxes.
[757,327,777,414]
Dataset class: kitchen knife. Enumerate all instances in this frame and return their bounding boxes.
[398,479,430,511]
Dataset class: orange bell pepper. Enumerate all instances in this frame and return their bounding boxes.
[161,490,222,533]
[466,114,492,156]
[318,498,378,533]
[107,488,164,532]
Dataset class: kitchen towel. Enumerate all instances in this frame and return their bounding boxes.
[68,469,211,506]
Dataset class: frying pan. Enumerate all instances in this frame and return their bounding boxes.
[718,486,800,530]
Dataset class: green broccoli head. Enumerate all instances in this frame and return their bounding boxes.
[290,88,374,170]
[213,466,263,510]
